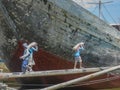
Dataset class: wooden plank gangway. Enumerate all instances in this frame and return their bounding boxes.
[0,67,109,80]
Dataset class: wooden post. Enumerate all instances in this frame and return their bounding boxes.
[41,65,120,90]
[0,83,7,90]
[0,83,17,90]
[0,69,3,73]
[0,67,109,79]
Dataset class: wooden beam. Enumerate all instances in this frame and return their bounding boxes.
[0,67,109,79]
[41,65,120,90]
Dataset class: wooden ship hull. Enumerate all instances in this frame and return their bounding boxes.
[0,0,120,89]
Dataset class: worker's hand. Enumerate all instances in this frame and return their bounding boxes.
[20,56,23,59]
[28,42,38,48]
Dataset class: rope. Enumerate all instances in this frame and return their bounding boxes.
[92,5,98,13]
[103,4,117,24]
[101,11,108,22]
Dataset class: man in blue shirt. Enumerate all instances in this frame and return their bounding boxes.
[20,42,38,73]
[20,42,29,73]
[73,42,84,69]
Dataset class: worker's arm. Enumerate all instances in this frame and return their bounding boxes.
[28,42,38,49]
[20,49,30,59]
[32,45,38,51]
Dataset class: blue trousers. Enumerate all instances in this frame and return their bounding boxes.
[22,60,28,73]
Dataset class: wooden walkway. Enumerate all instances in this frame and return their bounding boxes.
[0,66,120,90]
[0,67,109,79]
